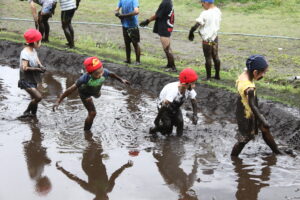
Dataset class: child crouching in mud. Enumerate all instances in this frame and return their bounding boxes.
[149,68,199,137]
[18,29,46,118]
[52,57,130,131]
[231,55,281,157]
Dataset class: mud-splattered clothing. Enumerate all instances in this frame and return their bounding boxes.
[28,0,56,14]
[18,49,42,89]
[153,0,175,37]
[75,69,110,99]
[235,79,259,142]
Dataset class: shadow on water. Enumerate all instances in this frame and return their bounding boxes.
[1,65,300,200]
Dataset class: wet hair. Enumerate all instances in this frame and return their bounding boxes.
[246,55,268,80]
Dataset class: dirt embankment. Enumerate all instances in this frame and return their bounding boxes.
[0,40,299,148]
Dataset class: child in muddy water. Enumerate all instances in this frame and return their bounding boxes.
[18,29,46,118]
[52,57,130,131]
[149,68,199,137]
[231,55,282,157]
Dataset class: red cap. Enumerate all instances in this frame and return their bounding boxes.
[24,29,42,43]
[83,57,103,73]
[179,68,198,84]
[129,150,139,157]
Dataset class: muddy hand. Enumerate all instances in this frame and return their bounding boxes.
[139,19,150,27]
[124,160,133,168]
[52,102,59,112]
[56,161,62,169]
[188,28,195,41]
[122,79,131,86]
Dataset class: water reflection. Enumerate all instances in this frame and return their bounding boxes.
[232,156,277,200]
[153,137,199,200]
[56,133,133,200]
[23,120,52,196]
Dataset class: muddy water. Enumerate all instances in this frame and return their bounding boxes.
[0,65,300,200]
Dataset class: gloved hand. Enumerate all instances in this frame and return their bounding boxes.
[192,113,198,125]
[139,19,150,27]
[188,26,196,41]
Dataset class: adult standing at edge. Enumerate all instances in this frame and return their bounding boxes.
[26,0,57,43]
[188,0,221,80]
[58,0,81,48]
[115,0,141,65]
[139,0,177,72]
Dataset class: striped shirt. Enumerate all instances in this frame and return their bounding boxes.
[59,0,76,11]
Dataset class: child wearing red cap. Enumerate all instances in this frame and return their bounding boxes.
[52,57,130,131]
[18,29,46,118]
[231,55,281,156]
[149,68,199,136]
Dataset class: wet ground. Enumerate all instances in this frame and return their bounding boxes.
[1,65,300,200]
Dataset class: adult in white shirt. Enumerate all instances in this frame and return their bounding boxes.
[188,0,222,80]
[59,0,80,48]
[149,68,199,137]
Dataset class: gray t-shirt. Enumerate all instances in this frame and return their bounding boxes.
[19,48,42,84]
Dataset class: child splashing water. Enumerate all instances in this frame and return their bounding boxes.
[52,57,130,131]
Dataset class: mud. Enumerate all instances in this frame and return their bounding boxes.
[0,40,300,200]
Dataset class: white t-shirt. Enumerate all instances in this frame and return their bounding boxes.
[159,82,197,105]
[196,7,221,42]
[59,0,76,11]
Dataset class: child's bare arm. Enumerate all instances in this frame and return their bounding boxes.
[53,84,77,111]
[109,73,130,86]
[247,88,270,128]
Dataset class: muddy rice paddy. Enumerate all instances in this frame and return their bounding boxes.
[0,41,300,200]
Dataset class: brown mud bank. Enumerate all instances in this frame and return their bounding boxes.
[0,40,299,148]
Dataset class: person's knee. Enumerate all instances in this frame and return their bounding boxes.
[89,111,97,118]
[35,95,42,103]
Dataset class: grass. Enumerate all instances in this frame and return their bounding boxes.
[0,0,300,107]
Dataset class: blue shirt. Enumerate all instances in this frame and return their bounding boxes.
[76,69,110,98]
[118,0,139,28]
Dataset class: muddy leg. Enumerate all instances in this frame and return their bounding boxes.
[260,125,281,154]
[40,14,51,42]
[160,37,176,69]
[24,88,42,116]
[82,97,97,131]
[150,109,173,135]
[123,27,131,63]
[174,109,184,137]
[231,142,248,157]
[132,41,141,63]
[212,40,221,80]
[202,43,213,80]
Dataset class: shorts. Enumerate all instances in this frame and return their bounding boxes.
[123,27,140,43]
[18,80,37,89]
[61,8,76,23]
[79,92,101,100]
[41,1,56,15]
[235,117,260,143]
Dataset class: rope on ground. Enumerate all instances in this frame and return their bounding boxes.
[1,17,300,40]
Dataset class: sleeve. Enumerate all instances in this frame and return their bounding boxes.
[189,90,197,100]
[165,93,176,103]
[196,11,205,26]
[21,50,30,61]
[75,73,89,88]
[133,0,139,8]
[103,68,111,78]
[155,2,165,18]
[118,0,122,8]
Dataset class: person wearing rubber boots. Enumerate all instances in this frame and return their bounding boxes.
[115,0,141,65]
[27,0,57,42]
[18,29,46,118]
[52,57,130,131]
[231,55,281,156]
[149,68,199,137]
[188,0,221,80]
[139,0,177,72]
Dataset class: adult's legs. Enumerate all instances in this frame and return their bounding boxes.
[122,27,132,63]
[260,125,281,154]
[202,42,213,80]
[212,39,221,80]
[38,13,51,42]
[82,97,97,131]
[160,37,176,70]
[24,88,42,116]
[61,9,75,48]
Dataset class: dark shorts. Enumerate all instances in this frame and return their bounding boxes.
[157,30,172,37]
[18,80,37,89]
[79,92,101,100]
[123,27,140,43]
[61,9,76,23]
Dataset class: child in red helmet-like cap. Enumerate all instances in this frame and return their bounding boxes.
[149,68,199,137]
[53,57,130,131]
[18,29,46,118]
